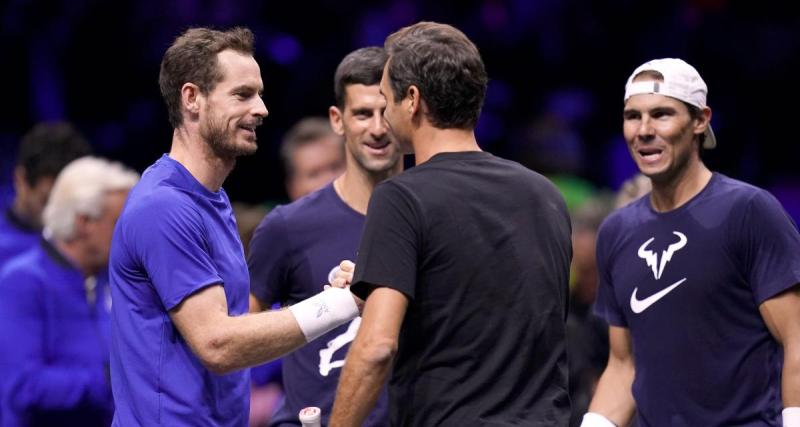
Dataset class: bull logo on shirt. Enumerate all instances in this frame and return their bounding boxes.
[637,231,687,280]
[318,317,361,376]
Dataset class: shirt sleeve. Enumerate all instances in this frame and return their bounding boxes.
[127,191,223,310]
[593,218,628,327]
[351,181,421,301]
[739,190,800,304]
[247,208,291,306]
[0,268,110,414]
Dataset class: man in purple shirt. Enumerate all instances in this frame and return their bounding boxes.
[248,46,401,426]
[584,59,800,427]
[109,27,361,427]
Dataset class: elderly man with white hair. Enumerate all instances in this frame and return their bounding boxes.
[0,156,138,427]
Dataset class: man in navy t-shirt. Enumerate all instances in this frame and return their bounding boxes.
[583,59,800,427]
[248,46,401,426]
[110,27,362,427]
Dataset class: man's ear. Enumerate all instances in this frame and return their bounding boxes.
[405,85,420,116]
[693,106,712,136]
[329,105,345,136]
[181,83,202,118]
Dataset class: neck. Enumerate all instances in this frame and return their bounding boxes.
[649,160,712,212]
[334,160,402,215]
[411,126,481,165]
[53,239,95,278]
[169,127,234,192]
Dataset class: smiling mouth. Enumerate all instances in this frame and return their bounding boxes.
[637,147,663,163]
[365,139,390,150]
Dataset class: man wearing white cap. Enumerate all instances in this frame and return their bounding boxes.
[582,58,800,426]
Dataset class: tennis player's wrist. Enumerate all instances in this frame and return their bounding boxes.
[784,407,800,427]
[288,287,359,342]
[580,412,617,427]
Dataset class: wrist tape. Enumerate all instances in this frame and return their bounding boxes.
[784,407,800,427]
[288,287,359,342]
[580,413,617,427]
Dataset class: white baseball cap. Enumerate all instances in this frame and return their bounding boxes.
[624,58,716,149]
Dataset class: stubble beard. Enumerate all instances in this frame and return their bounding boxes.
[202,114,257,160]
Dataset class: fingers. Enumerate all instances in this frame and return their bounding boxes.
[339,260,355,272]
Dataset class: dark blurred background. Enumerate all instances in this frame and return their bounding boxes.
[1,0,798,218]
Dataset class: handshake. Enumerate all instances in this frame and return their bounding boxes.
[326,260,364,311]
[288,260,363,343]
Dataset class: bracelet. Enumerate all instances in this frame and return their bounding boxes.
[288,287,359,342]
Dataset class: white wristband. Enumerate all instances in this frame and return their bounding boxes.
[288,287,359,342]
[784,407,800,427]
[580,412,617,427]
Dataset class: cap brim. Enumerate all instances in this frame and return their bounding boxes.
[703,125,716,149]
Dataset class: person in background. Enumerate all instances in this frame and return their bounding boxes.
[0,156,138,427]
[0,121,92,267]
[281,117,345,201]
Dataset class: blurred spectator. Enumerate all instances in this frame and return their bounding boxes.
[281,117,345,201]
[615,173,652,209]
[566,193,614,427]
[0,156,138,427]
[0,122,92,268]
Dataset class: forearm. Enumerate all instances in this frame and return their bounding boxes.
[329,340,394,426]
[202,308,306,374]
[188,287,359,374]
[587,359,636,426]
[783,341,800,407]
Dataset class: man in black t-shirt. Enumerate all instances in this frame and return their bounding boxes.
[330,21,573,426]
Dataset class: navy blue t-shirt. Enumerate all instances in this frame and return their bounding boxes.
[595,173,800,426]
[110,155,251,427]
[248,183,388,426]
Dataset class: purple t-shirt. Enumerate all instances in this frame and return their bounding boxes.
[110,155,250,426]
[248,183,388,426]
[595,173,800,426]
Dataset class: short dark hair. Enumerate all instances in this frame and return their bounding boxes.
[280,117,342,176]
[384,21,488,130]
[333,47,388,108]
[159,27,255,128]
[17,121,92,186]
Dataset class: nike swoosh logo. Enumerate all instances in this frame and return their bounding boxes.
[630,278,687,314]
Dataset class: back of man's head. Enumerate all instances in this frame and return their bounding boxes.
[384,21,488,130]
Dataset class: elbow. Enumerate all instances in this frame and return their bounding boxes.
[358,337,398,367]
[198,336,236,375]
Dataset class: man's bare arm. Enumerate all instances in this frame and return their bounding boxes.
[584,326,636,427]
[759,284,800,409]
[171,284,358,374]
[330,287,408,427]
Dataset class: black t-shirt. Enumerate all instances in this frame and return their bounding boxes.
[352,151,572,426]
